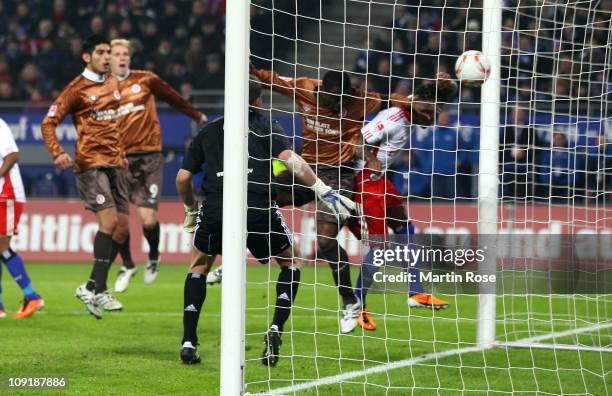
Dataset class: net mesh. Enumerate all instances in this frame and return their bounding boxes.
[241,1,611,394]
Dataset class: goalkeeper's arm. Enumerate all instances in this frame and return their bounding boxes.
[176,169,199,232]
[277,149,355,220]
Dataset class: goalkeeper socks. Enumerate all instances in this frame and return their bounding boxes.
[182,272,207,345]
[118,236,135,269]
[272,266,301,332]
[320,244,357,305]
[1,249,40,300]
[91,231,113,294]
[143,222,160,261]
[354,250,379,307]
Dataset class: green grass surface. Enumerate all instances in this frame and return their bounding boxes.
[1,264,610,395]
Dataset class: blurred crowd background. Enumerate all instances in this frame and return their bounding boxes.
[0,0,610,203]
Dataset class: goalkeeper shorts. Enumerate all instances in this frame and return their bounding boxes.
[193,197,293,264]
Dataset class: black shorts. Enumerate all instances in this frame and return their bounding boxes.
[193,197,293,263]
[75,167,130,214]
[126,152,164,209]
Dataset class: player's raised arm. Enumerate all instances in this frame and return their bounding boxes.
[148,72,207,124]
[41,88,79,169]
[364,72,457,126]
[277,149,355,220]
[250,65,315,100]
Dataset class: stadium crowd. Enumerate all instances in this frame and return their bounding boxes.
[0,0,610,202]
[0,0,227,103]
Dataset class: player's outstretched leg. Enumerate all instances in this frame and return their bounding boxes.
[115,234,137,292]
[0,236,44,319]
[398,222,449,310]
[317,222,360,333]
[181,246,213,365]
[262,250,301,367]
[355,249,380,331]
[142,216,161,285]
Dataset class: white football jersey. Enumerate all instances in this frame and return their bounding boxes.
[360,107,411,172]
[0,118,26,202]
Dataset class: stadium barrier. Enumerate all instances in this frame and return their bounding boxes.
[15,200,611,264]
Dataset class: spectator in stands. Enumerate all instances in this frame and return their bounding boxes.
[583,135,612,203]
[0,82,16,102]
[159,2,182,39]
[15,63,50,101]
[431,112,458,199]
[0,61,12,84]
[185,36,208,88]
[390,151,429,199]
[200,54,224,91]
[500,107,538,200]
[537,132,578,202]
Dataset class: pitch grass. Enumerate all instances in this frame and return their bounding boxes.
[1,264,610,395]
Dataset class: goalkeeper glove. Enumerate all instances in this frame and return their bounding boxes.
[311,179,355,221]
[183,204,199,233]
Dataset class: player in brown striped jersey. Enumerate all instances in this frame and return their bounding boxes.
[109,39,207,292]
[41,35,127,319]
[250,65,445,332]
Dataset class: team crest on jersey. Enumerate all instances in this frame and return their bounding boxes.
[114,90,121,100]
[47,105,57,117]
[303,105,311,113]
[131,84,141,94]
[89,95,98,102]
[95,194,106,205]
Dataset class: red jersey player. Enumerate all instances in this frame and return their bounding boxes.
[353,75,456,331]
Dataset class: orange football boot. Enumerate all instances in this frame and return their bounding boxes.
[0,309,6,318]
[357,306,377,331]
[408,294,449,310]
[13,298,45,319]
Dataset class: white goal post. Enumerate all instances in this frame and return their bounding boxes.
[477,0,502,349]
[220,0,250,395]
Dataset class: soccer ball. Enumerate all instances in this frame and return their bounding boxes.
[454,50,491,86]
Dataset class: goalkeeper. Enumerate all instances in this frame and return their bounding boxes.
[176,78,354,366]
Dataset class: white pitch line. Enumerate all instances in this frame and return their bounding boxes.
[499,342,612,353]
[261,321,612,395]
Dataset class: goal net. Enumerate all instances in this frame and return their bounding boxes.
[238,0,611,394]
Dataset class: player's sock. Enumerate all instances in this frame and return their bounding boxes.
[182,272,207,345]
[320,244,357,305]
[109,239,120,265]
[400,222,425,297]
[118,236,135,269]
[143,222,160,261]
[1,248,41,299]
[0,264,4,310]
[272,266,301,332]
[91,231,114,294]
[354,250,379,307]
